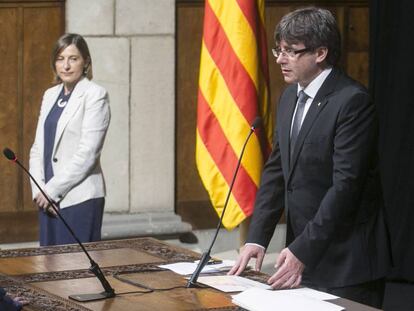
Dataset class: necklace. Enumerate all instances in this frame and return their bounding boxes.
[57,90,72,108]
[57,98,68,108]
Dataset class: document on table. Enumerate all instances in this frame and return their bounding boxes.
[158,260,235,275]
[196,275,272,292]
[286,287,339,300]
[232,288,344,311]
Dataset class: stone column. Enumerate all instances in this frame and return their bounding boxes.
[66,0,191,239]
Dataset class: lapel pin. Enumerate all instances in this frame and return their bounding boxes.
[317,102,321,107]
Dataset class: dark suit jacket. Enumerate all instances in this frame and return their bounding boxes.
[0,287,21,311]
[247,68,391,287]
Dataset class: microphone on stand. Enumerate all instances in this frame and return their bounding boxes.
[187,117,262,288]
[3,148,115,302]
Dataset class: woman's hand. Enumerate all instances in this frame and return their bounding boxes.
[33,193,57,217]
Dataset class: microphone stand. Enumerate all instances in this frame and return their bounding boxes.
[187,119,260,288]
[3,148,115,302]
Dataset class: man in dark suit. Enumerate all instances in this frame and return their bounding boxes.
[229,7,390,308]
[0,287,27,311]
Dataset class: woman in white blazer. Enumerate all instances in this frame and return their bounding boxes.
[29,33,110,246]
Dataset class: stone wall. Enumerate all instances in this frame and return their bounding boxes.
[66,0,190,238]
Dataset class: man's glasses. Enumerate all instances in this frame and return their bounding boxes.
[272,47,312,58]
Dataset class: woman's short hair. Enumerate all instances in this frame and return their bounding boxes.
[51,33,93,82]
[274,7,341,66]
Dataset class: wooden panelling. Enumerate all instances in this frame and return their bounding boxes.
[176,1,370,229]
[0,211,38,243]
[0,1,64,242]
[348,7,369,51]
[176,4,205,204]
[0,8,20,213]
[347,52,369,86]
[346,7,369,86]
[176,4,220,228]
[22,6,63,211]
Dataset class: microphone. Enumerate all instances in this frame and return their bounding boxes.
[3,148,115,302]
[187,117,262,288]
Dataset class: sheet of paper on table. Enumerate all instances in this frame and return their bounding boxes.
[196,275,272,292]
[232,287,344,311]
[286,287,339,300]
[158,259,235,275]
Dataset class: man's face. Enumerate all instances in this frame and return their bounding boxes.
[275,40,325,87]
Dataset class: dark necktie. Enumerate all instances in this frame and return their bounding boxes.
[290,90,309,160]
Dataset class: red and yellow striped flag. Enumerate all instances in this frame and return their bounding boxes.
[196,0,273,230]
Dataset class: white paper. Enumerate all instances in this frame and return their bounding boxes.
[158,260,235,275]
[286,287,339,300]
[232,288,344,311]
[196,275,271,292]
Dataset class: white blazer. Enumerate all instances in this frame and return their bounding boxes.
[29,78,110,209]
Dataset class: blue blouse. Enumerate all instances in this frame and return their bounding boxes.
[43,89,72,183]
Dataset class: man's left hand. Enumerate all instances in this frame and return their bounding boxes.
[267,247,304,289]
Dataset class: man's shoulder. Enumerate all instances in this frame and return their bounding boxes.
[328,70,373,114]
[333,68,369,96]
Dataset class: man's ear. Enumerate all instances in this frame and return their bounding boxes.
[315,47,328,64]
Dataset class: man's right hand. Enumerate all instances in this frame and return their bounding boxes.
[227,244,265,275]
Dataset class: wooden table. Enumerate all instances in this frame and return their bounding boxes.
[0,238,380,310]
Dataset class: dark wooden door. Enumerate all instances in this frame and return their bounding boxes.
[176,0,369,229]
[0,0,64,243]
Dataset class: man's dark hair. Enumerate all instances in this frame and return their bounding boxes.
[274,7,341,66]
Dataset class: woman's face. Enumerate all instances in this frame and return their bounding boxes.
[55,44,87,91]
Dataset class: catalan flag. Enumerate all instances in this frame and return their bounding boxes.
[196,0,273,230]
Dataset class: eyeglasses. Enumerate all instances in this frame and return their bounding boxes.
[272,47,312,58]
